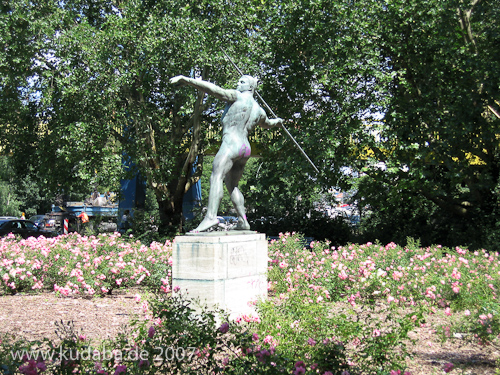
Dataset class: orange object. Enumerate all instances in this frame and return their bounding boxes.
[78,212,89,223]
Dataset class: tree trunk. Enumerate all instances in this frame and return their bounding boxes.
[157,195,184,235]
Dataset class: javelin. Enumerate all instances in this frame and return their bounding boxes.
[221,49,320,174]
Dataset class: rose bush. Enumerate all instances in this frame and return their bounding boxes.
[0,232,499,374]
[0,233,173,296]
[266,232,499,371]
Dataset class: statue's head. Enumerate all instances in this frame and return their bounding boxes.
[236,75,257,93]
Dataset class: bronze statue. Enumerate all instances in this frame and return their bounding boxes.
[170,74,283,232]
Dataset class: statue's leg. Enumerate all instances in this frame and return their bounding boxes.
[225,158,250,230]
[192,146,233,232]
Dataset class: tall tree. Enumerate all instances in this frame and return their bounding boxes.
[1,0,268,232]
[230,0,500,248]
[240,0,390,229]
[2,0,498,246]
[354,0,500,247]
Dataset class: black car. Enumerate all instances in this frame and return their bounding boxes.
[0,219,53,239]
[29,215,47,227]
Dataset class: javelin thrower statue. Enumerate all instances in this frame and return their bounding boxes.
[170,74,283,232]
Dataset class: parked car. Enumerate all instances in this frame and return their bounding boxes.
[0,216,18,220]
[29,215,47,227]
[0,219,54,239]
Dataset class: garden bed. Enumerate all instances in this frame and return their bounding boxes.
[0,289,147,345]
[0,291,497,374]
[405,312,497,374]
[1,233,499,374]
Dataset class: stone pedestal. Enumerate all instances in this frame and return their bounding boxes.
[173,231,268,318]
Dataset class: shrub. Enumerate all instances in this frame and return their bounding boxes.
[1,232,499,374]
[0,233,172,296]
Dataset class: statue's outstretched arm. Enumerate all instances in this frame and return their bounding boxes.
[170,75,238,102]
[258,108,283,129]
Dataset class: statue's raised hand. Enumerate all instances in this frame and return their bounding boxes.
[170,75,188,87]
[271,117,284,127]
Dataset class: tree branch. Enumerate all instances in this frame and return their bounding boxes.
[456,0,481,52]
[175,66,210,200]
[420,189,470,217]
[109,126,127,145]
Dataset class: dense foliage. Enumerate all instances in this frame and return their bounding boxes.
[0,156,51,218]
[0,0,499,247]
[353,0,500,250]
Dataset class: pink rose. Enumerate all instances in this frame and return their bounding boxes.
[443,363,454,373]
[218,322,229,334]
[148,326,155,338]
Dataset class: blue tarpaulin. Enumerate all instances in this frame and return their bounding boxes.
[182,157,202,221]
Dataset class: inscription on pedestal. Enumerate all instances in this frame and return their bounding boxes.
[229,246,249,266]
